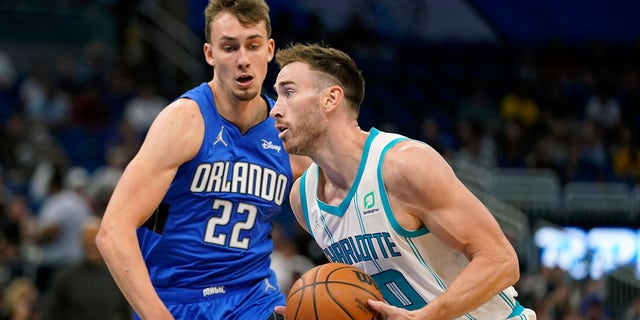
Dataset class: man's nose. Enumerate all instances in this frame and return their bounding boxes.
[237,48,250,68]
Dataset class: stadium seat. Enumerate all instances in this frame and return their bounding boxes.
[487,168,562,215]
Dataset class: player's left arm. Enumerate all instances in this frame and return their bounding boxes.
[372,140,519,319]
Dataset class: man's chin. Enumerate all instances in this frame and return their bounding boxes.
[234,89,259,101]
[282,143,295,154]
[284,144,306,156]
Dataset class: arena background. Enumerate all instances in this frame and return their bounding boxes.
[1,0,639,318]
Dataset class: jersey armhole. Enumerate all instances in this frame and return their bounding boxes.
[377,137,430,238]
[299,169,314,239]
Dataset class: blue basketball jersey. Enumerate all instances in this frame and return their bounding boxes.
[137,83,293,293]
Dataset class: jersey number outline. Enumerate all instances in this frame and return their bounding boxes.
[204,199,257,249]
[371,269,427,310]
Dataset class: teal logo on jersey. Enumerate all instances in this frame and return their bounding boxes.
[362,191,379,216]
[364,192,375,209]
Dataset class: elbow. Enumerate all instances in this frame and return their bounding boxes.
[503,249,520,287]
[95,225,113,257]
[486,245,520,288]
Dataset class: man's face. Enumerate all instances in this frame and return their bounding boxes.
[271,62,328,155]
[204,12,274,101]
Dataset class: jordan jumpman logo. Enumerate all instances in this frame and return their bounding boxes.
[264,278,277,292]
[213,126,228,146]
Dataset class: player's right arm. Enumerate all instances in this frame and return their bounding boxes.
[370,140,519,319]
[288,178,308,233]
[274,177,307,316]
[96,98,203,320]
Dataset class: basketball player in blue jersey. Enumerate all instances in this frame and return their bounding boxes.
[95,1,310,319]
[270,43,537,319]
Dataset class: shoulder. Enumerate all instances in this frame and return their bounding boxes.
[382,139,457,192]
[383,139,444,169]
[149,98,203,135]
[138,98,204,163]
[158,97,200,118]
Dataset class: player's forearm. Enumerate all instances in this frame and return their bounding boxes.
[96,226,173,320]
[418,255,519,319]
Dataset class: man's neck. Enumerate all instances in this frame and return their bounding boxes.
[210,82,267,134]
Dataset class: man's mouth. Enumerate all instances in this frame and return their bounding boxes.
[276,125,287,132]
[275,124,288,136]
[236,75,253,86]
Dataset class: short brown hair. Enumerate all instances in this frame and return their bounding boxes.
[275,43,365,115]
[204,0,271,43]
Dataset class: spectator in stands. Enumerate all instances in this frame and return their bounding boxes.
[456,82,500,135]
[30,164,93,296]
[497,80,541,168]
[611,126,640,184]
[453,120,496,168]
[418,116,456,158]
[622,296,640,320]
[122,82,167,138]
[496,120,528,168]
[565,121,609,181]
[0,50,19,127]
[561,308,584,320]
[269,223,315,296]
[584,77,621,132]
[0,277,40,320]
[582,298,611,320]
[45,216,131,320]
[52,53,81,96]
[85,145,131,215]
[18,59,70,129]
[580,278,611,320]
[528,134,570,184]
[500,80,541,130]
[19,62,50,122]
[0,195,35,284]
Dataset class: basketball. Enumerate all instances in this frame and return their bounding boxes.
[285,262,384,320]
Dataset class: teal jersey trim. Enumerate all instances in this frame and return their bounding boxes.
[377,135,430,238]
[300,169,313,237]
[316,129,380,216]
[506,300,525,319]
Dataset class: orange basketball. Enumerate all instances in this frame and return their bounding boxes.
[285,262,384,320]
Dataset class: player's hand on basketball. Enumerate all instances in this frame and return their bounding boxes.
[274,306,286,316]
[368,299,418,320]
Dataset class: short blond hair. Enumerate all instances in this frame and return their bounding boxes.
[275,43,365,116]
[204,0,271,43]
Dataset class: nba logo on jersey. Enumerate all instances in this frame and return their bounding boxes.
[362,192,379,216]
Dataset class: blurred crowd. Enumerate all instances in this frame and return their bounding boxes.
[1,1,640,319]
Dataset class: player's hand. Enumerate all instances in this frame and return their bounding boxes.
[368,299,419,320]
[274,305,286,316]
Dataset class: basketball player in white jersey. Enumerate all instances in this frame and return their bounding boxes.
[270,43,537,319]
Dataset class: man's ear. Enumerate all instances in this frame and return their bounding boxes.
[267,38,275,62]
[324,86,343,112]
[204,43,215,67]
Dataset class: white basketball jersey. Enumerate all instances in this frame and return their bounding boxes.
[300,128,534,320]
